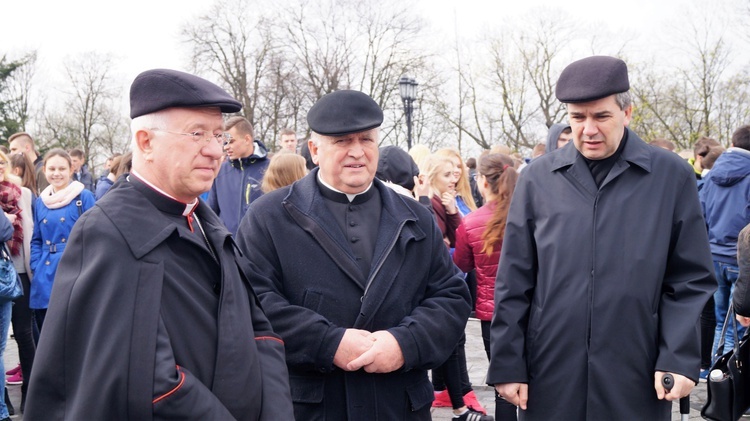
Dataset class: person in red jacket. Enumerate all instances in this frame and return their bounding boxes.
[454,153,518,421]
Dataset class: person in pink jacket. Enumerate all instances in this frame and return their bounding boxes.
[453,153,518,421]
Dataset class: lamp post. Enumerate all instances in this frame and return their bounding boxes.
[398,76,418,150]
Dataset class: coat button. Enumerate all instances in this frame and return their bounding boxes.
[349,221,356,227]
[60,217,66,222]
[61,238,66,243]
[45,261,50,265]
[45,240,51,245]
[351,236,359,243]
[42,219,47,224]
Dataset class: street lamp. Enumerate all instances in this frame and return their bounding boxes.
[398,76,418,150]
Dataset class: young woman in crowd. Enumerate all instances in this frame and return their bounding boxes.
[453,154,519,421]
[30,149,95,333]
[10,153,37,197]
[0,150,25,419]
[435,148,477,216]
[3,151,36,413]
[94,154,123,200]
[424,155,490,420]
[261,151,307,193]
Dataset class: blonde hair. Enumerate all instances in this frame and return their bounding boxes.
[434,148,477,212]
[0,151,21,187]
[408,144,431,174]
[261,152,307,193]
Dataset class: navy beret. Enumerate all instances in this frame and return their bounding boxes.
[555,56,630,103]
[129,69,242,119]
[307,90,383,136]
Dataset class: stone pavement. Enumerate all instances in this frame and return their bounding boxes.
[1,318,708,420]
[430,318,709,421]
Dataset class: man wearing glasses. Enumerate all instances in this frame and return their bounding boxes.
[25,69,293,420]
[207,116,269,235]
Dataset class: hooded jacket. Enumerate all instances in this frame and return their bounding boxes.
[208,140,269,235]
[545,123,570,153]
[699,147,750,264]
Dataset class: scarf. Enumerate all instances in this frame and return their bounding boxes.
[0,181,23,256]
[40,181,85,209]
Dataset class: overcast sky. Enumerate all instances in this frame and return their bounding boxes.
[2,0,745,111]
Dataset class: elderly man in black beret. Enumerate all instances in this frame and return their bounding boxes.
[487,56,716,420]
[25,68,294,420]
[235,90,473,420]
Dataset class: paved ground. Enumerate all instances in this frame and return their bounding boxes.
[2,318,708,420]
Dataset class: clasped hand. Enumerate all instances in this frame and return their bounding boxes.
[333,329,404,373]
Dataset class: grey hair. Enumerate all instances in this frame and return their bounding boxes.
[614,91,632,110]
[130,111,169,148]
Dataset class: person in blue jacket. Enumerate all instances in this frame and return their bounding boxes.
[29,148,95,332]
[699,125,750,359]
[208,116,269,235]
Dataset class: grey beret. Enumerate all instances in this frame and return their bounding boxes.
[555,56,629,103]
[307,90,383,136]
[130,69,242,119]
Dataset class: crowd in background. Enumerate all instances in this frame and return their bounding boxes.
[0,94,748,420]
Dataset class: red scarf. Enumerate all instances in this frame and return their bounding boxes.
[0,181,23,256]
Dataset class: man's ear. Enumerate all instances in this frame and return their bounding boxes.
[135,129,155,161]
[309,138,320,165]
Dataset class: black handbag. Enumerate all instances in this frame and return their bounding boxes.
[0,243,22,300]
[701,304,750,421]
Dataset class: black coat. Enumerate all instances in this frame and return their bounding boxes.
[25,177,293,420]
[236,169,471,420]
[488,131,716,420]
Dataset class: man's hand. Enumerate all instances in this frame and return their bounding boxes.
[333,329,374,371]
[346,330,404,373]
[655,371,693,401]
[495,383,527,410]
[737,314,750,327]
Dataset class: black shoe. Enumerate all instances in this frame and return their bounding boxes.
[3,388,13,416]
[454,408,494,421]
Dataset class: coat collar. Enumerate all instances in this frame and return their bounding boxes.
[284,168,419,224]
[547,128,652,194]
[96,177,231,259]
[550,128,652,174]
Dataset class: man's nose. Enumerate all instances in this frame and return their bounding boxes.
[583,119,598,137]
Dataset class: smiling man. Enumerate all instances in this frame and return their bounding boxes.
[26,69,293,420]
[487,56,716,420]
[235,90,472,420]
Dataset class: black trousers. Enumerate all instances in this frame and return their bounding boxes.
[11,273,35,398]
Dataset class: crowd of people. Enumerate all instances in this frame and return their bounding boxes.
[0,54,744,421]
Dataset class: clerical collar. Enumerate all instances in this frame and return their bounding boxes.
[316,172,375,204]
[129,170,199,217]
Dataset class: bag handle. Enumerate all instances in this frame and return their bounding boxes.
[713,303,741,366]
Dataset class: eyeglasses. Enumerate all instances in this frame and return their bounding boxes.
[151,129,230,146]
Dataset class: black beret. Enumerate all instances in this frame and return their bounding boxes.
[129,69,242,119]
[555,56,629,103]
[307,90,383,136]
[377,145,419,191]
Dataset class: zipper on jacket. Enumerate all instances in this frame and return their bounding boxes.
[587,193,601,350]
[363,220,408,299]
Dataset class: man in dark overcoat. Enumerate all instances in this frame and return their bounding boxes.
[25,69,293,420]
[235,90,472,420]
[487,56,716,420]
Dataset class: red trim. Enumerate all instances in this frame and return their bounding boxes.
[255,336,284,345]
[153,365,186,404]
